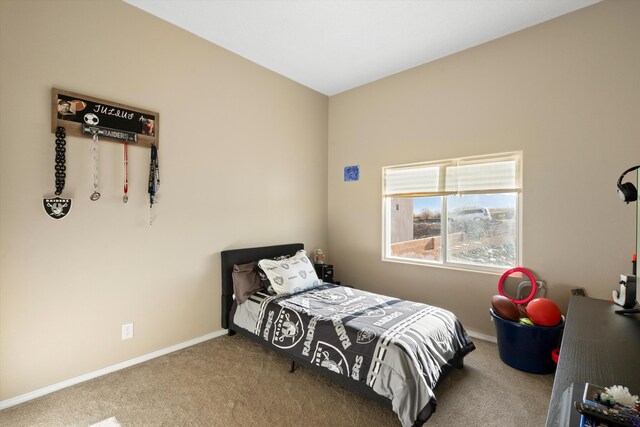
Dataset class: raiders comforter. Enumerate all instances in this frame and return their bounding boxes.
[233,283,475,427]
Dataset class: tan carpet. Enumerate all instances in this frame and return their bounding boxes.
[0,335,553,426]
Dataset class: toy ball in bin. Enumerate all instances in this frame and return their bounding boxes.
[491,295,519,321]
[526,298,562,327]
[517,304,528,319]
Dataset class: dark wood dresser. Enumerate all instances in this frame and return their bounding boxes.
[545,296,640,426]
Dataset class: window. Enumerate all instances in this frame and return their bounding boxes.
[383,152,521,272]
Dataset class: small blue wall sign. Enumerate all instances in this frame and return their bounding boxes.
[344,165,360,182]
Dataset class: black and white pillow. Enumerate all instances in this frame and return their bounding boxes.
[256,265,275,294]
[258,250,321,295]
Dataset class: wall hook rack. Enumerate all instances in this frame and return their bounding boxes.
[51,87,159,148]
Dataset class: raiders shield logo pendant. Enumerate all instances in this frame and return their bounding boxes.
[43,196,72,220]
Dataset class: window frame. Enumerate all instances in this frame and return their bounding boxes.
[381,152,522,275]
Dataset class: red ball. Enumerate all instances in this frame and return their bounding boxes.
[491,295,519,321]
[526,298,562,326]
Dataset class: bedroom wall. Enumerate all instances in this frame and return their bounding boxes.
[0,0,327,400]
[328,0,640,336]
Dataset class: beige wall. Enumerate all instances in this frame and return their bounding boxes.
[328,0,640,336]
[2,0,639,404]
[0,0,327,400]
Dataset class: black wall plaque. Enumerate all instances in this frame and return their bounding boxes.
[51,88,159,148]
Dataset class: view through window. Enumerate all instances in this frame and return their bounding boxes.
[384,153,521,271]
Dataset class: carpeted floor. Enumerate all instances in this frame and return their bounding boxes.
[0,335,553,426]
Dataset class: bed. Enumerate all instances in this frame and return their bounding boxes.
[221,243,475,427]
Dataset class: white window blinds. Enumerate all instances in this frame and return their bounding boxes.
[384,165,442,196]
[384,153,521,197]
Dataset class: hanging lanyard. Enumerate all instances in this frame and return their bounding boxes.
[90,130,101,201]
[148,144,159,224]
[123,140,129,203]
[54,126,67,196]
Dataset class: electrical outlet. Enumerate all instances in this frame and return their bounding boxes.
[122,323,134,340]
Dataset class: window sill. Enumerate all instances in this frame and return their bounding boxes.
[382,256,509,276]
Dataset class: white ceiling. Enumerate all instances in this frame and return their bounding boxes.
[124,0,599,96]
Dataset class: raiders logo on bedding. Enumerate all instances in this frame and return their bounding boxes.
[313,341,349,376]
[308,289,347,303]
[356,328,377,344]
[272,308,304,349]
[43,197,72,220]
[360,306,386,318]
[329,303,385,318]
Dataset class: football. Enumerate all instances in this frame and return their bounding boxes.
[84,113,99,125]
[526,298,562,326]
[71,100,87,111]
[517,304,528,319]
[491,295,520,321]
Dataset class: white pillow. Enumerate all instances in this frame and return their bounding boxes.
[258,250,321,295]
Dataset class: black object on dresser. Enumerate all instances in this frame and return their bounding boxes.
[314,263,334,283]
[545,296,640,427]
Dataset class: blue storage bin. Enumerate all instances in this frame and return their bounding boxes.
[490,308,564,374]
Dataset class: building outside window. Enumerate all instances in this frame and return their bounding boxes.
[383,152,521,272]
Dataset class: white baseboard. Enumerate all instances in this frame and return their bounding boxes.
[0,329,227,411]
[467,330,498,343]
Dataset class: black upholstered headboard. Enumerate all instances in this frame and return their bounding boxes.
[220,243,304,330]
